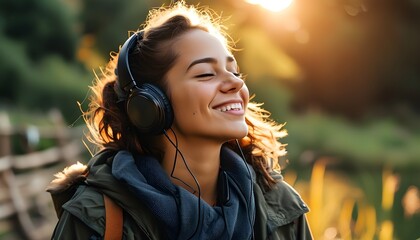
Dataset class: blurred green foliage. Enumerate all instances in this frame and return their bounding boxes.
[80,0,152,55]
[248,78,420,169]
[0,0,89,121]
[0,0,77,61]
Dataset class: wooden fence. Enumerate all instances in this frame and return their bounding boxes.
[0,110,87,240]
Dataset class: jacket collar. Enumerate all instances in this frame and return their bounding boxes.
[255,170,309,234]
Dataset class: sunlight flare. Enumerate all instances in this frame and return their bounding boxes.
[246,0,293,12]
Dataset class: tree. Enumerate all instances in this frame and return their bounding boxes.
[0,0,89,122]
[0,0,78,61]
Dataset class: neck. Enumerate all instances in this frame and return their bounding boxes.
[160,132,223,206]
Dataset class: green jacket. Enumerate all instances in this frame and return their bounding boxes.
[48,150,312,239]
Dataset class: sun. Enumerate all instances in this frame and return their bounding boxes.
[246,0,293,12]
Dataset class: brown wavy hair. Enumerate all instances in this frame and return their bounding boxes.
[83,2,287,190]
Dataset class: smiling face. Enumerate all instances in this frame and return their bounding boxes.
[164,29,249,143]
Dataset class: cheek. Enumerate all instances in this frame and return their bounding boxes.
[173,83,213,110]
[170,95,205,134]
[170,89,201,119]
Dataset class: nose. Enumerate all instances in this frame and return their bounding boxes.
[220,72,244,93]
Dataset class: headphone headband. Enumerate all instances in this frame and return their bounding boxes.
[116,31,144,93]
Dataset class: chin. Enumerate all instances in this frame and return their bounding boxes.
[228,127,248,140]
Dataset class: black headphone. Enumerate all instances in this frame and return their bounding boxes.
[115,31,174,135]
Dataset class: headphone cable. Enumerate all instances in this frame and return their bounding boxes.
[163,129,202,240]
[164,129,197,193]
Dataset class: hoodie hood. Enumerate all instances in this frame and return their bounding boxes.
[46,150,114,218]
[46,162,88,194]
[46,160,89,218]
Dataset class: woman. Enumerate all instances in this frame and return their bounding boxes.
[47,2,312,239]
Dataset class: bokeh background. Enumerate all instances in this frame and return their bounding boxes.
[0,0,419,239]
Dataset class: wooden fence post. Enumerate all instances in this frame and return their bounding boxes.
[0,112,12,157]
[0,112,40,240]
[0,110,83,240]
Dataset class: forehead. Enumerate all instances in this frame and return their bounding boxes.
[172,29,233,65]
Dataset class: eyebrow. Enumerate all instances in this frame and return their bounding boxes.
[187,56,236,71]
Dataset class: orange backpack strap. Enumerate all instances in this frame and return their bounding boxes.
[103,194,123,240]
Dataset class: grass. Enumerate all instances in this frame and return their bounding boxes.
[286,158,420,239]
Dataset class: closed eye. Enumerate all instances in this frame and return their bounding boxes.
[195,73,215,78]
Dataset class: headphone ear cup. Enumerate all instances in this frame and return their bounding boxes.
[126,83,173,135]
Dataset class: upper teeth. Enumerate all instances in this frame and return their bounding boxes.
[217,103,242,112]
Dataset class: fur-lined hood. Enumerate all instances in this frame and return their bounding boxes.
[46,162,89,194]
